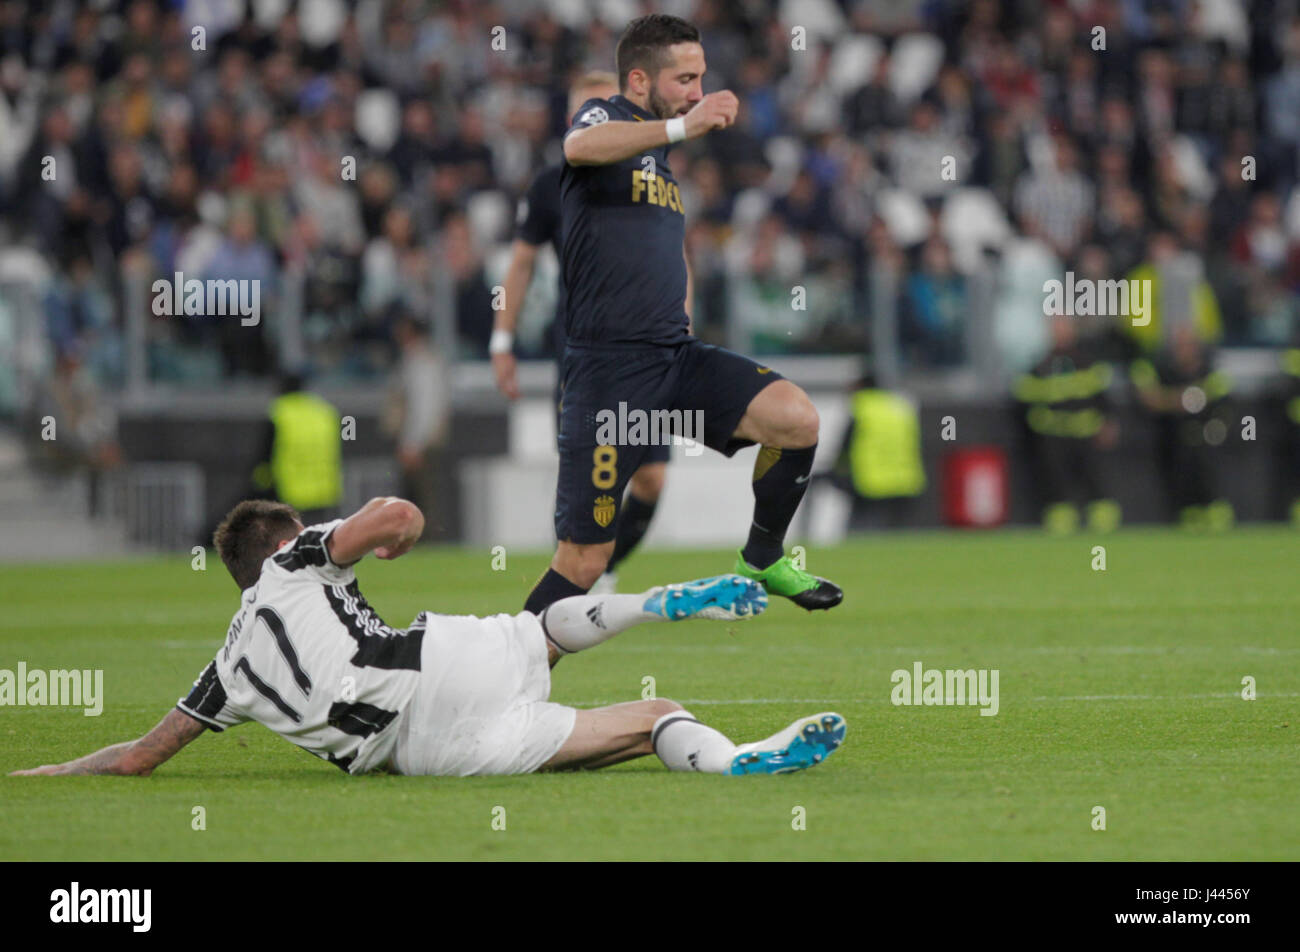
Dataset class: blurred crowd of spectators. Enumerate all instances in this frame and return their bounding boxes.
[2,0,1300,398]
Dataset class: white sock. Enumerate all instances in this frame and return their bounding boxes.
[538,593,663,654]
[651,710,737,774]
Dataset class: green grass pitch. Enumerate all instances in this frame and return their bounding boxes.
[2,528,1297,861]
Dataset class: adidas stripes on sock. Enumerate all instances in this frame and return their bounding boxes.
[650,709,737,774]
[538,593,665,654]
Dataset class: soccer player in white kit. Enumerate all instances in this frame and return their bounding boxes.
[11,498,846,779]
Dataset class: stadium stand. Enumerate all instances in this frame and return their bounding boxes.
[1,0,1299,553]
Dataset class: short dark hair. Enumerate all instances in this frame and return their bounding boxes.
[214,500,302,590]
[615,14,700,91]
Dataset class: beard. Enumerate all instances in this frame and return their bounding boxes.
[649,86,684,119]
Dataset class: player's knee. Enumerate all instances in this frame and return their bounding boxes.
[555,543,612,589]
[635,700,684,752]
[785,393,820,448]
[647,698,684,718]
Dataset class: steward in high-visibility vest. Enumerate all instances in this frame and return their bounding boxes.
[1122,244,1222,355]
[833,377,925,530]
[253,378,342,519]
[846,389,926,499]
[1013,318,1120,534]
[1130,327,1233,530]
[1283,349,1300,527]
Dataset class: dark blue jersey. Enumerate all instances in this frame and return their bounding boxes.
[560,95,689,347]
[516,163,563,256]
[515,163,566,353]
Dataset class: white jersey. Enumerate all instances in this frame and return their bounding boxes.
[177,521,426,774]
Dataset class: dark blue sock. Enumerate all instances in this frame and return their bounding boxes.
[524,567,589,615]
[608,493,658,571]
[741,444,817,570]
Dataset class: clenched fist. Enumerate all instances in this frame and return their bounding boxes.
[492,351,521,400]
[683,91,739,139]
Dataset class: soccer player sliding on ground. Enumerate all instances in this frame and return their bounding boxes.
[523,14,843,618]
[10,499,846,779]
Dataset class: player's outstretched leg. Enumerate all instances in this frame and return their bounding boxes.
[539,574,766,657]
[540,701,846,775]
[653,709,847,776]
[731,380,843,611]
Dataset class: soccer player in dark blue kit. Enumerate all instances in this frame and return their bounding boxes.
[523,14,843,616]
[493,72,670,595]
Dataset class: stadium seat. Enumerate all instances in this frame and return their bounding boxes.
[0,246,52,289]
[763,136,806,195]
[890,33,945,104]
[828,35,884,95]
[941,188,1014,274]
[355,88,402,152]
[778,0,846,40]
[466,191,512,249]
[731,187,775,231]
[1167,135,1215,201]
[1284,186,1300,240]
[874,188,931,247]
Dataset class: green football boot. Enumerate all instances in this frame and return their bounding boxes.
[734,550,843,611]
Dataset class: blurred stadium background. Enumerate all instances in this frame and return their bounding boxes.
[2,0,1300,561]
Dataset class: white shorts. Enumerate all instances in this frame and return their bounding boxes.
[388,610,577,776]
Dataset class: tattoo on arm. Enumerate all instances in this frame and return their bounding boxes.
[58,741,139,776]
[39,709,206,777]
[129,709,207,775]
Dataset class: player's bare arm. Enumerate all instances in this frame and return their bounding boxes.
[328,496,425,565]
[492,238,540,399]
[564,91,737,166]
[563,115,679,166]
[10,707,206,777]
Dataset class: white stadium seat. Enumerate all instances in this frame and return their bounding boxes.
[875,187,931,247]
[354,88,401,153]
[466,191,512,248]
[890,33,945,104]
[828,34,885,95]
[941,188,1014,274]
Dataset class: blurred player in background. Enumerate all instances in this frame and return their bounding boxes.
[522,14,842,617]
[385,314,450,541]
[492,72,670,594]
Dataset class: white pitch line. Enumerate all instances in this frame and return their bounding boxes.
[1031,692,1300,702]
[565,692,1300,706]
[1029,645,1300,655]
[567,698,859,707]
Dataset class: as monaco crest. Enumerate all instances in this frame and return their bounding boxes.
[593,494,616,527]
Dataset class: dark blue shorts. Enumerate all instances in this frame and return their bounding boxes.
[554,339,784,543]
[554,381,670,465]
